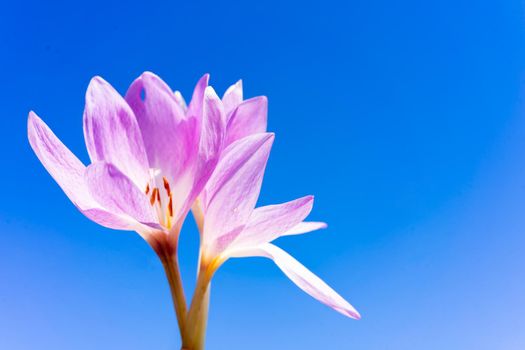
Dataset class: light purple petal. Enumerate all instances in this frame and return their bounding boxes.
[85,161,159,227]
[186,74,209,119]
[203,133,274,255]
[171,86,227,228]
[28,112,138,230]
[81,208,139,230]
[229,243,360,319]
[199,87,226,162]
[83,76,150,188]
[222,79,243,118]
[125,72,198,182]
[225,96,268,147]
[281,221,328,236]
[231,196,316,248]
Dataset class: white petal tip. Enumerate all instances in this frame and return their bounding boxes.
[204,85,219,98]
[341,306,361,320]
[89,75,106,86]
[28,110,38,121]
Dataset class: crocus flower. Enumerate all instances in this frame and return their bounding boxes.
[27,72,226,335]
[183,132,360,348]
[29,73,359,350]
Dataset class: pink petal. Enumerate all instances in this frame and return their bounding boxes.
[186,74,210,119]
[81,208,139,230]
[225,96,268,147]
[282,221,328,236]
[232,196,317,248]
[199,86,226,162]
[85,162,159,228]
[172,86,227,228]
[203,133,275,255]
[125,72,198,182]
[229,243,360,319]
[83,76,150,188]
[28,112,137,230]
[222,79,243,118]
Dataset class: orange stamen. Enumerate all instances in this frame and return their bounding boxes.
[163,176,171,196]
[168,194,173,217]
[150,188,158,205]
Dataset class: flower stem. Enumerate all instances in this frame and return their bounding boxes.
[159,252,188,340]
[183,266,212,350]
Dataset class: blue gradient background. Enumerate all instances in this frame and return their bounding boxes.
[1,0,525,349]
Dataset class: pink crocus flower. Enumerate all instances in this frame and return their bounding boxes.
[167,77,359,348]
[27,72,226,335]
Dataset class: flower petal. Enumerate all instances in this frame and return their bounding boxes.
[170,86,227,228]
[281,221,328,236]
[203,133,275,255]
[199,86,226,162]
[222,79,243,118]
[125,72,198,182]
[225,96,268,147]
[229,243,360,319]
[83,76,149,188]
[81,208,139,230]
[174,90,187,112]
[85,161,159,227]
[186,74,209,119]
[231,196,317,248]
[28,112,138,230]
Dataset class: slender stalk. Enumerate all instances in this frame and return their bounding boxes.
[184,201,213,349]
[183,265,213,350]
[191,284,210,349]
[159,251,188,340]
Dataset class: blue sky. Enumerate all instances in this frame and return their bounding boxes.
[1,0,525,349]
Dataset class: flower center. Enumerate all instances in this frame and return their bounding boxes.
[145,170,174,230]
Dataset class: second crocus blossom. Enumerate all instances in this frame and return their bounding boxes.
[183,132,360,348]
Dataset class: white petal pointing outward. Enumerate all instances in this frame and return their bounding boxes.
[281,221,328,236]
[203,133,274,254]
[225,96,268,147]
[222,79,243,118]
[232,196,317,248]
[229,243,360,319]
[85,162,159,228]
[83,76,150,188]
[27,112,138,230]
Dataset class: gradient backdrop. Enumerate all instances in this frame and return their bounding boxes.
[1,0,525,349]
